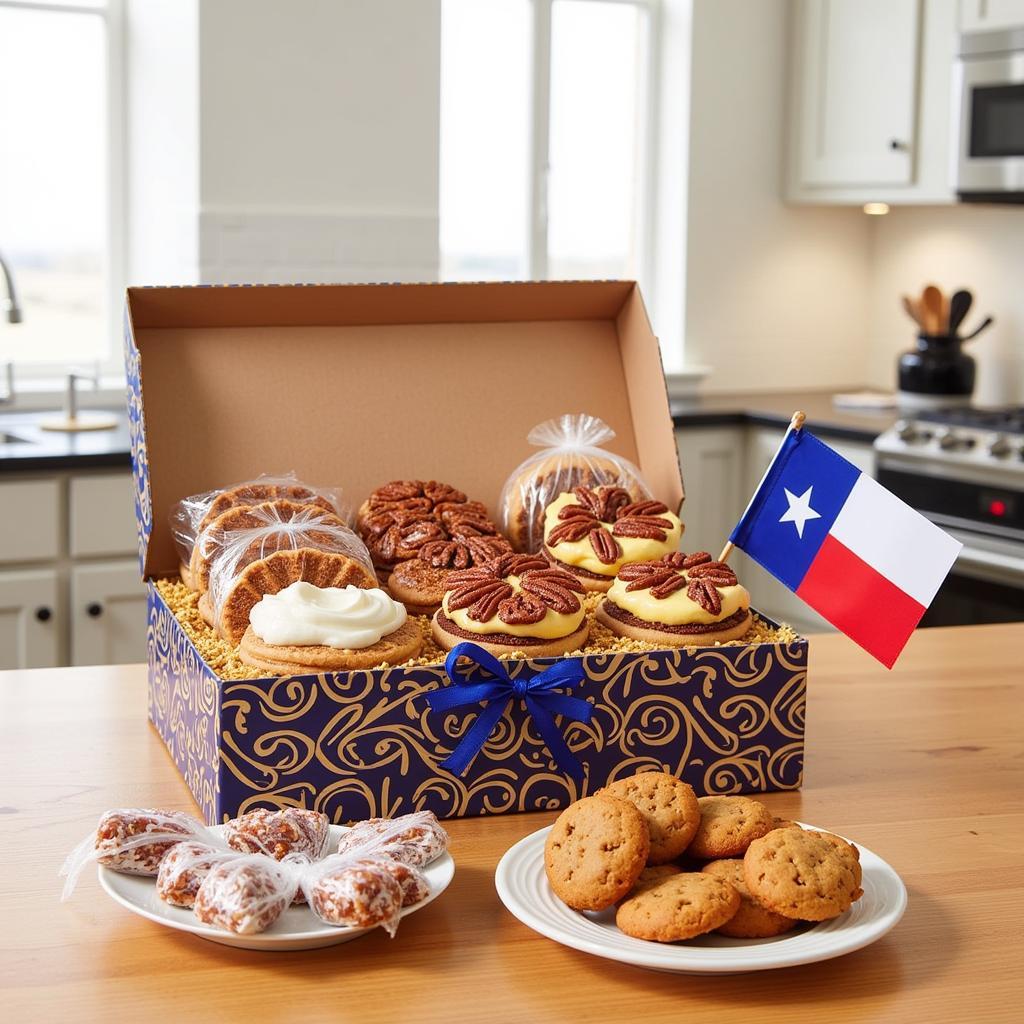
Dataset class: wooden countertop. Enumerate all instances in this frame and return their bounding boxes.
[3,624,1023,1023]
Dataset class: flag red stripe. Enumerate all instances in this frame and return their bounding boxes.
[796,534,926,668]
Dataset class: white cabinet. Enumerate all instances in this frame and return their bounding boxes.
[795,0,919,188]
[70,561,149,667]
[0,568,60,669]
[0,469,145,667]
[69,474,139,557]
[787,0,958,204]
[0,478,60,562]
[959,0,1024,31]
[675,427,746,555]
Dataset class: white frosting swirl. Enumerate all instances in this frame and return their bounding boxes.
[248,582,406,649]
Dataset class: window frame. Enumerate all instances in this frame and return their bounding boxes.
[528,0,661,294]
[0,0,127,385]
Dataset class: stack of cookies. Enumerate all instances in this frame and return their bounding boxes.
[544,771,863,943]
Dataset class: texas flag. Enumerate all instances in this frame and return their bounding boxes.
[728,425,962,667]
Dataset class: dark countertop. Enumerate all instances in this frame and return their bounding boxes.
[671,389,897,443]
[0,408,132,473]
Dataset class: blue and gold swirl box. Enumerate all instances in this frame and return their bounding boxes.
[126,282,807,824]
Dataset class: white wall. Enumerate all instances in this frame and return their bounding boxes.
[683,0,871,394]
[125,0,441,288]
[125,0,200,285]
[865,206,1024,405]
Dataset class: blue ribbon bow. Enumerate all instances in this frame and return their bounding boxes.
[425,642,594,780]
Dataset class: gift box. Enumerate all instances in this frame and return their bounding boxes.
[126,281,807,824]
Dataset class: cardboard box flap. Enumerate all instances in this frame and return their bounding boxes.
[126,280,683,578]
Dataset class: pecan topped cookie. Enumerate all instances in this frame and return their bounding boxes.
[542,486,683,592]
[357,480,509,575]
[359,480,515,613]
[597,551,752,648]
[431,552,590,657]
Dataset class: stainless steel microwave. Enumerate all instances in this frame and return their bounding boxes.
[954,28,1024,203]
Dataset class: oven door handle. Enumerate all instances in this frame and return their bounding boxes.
[953,545,1024,587]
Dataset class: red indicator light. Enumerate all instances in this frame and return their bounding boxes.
[989,499,1007,517]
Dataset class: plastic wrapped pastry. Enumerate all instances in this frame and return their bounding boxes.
[193,855,298,935]
[156,842,239,908]
[224,808,330,861]
[305,857,404,935]
[204,504,378,644]
[60,808,222,900]
[334,811,448,867]
[499,414,653,553]
[169,474,348,589]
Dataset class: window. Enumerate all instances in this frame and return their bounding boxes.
[0,0,122,374]
[440,0,657,286]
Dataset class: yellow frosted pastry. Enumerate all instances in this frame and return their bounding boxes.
[597,552,752,648]
[432,553,590,656]
[543,487,683,591]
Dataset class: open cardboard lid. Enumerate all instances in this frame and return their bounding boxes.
[126,280,684,578]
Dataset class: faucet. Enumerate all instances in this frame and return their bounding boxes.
[0,249,21,405]
[0,251,23,324]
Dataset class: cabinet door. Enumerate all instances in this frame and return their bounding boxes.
[71,560,148,666]
[959,0,1024,31]
[674,428,746,555]
[0,568,60,669]
[69,473,139,558]
[796,0,920,187]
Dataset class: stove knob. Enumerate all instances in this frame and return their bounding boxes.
[937,429,971,451]
[989,435,1013,458]
[895,420,921,442]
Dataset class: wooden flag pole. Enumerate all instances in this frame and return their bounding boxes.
[717,410,807,564]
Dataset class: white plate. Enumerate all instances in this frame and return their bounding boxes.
[495,822,906,974]
[98,824,455,951]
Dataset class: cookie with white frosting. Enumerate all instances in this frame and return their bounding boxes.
[238,581,423,673]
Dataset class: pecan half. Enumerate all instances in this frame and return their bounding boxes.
[650,573,688,599]
[611,515,672,540]
[618,500,669,518]
[497,591,547,626]
[375,518,447,561]
[370,480,424,503]
[621,565,678,592]
[547,516,595,545]
[418,539,472,570]
[447,578,513,621]
[422,481,467,506]
[518,570,583,612]
[589,527,622,564]
[466,535,512,565]
[687,561,738,587]
[687,578,722,615]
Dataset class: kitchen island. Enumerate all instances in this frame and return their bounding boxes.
[2,623,1022,1023]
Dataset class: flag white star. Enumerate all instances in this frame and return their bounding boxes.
[779,486,821,539]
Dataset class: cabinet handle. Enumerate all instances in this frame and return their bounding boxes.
[889,138,908,152]
[35,606,52,623]
[86,602,104,618]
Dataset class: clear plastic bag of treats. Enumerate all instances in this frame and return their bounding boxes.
[193,854,299,935]
[156,842,240,908]
[169,474,348,590]
[223,808,330,861]
[60,808,224,900]
[499,414,653,553]
[334,810,448,867]
[297,815,442,935]
[204,503,379,644]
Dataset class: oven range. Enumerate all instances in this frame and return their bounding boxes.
[874,406,1024,626]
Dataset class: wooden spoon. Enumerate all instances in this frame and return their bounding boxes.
[921,284,944,336]
[901,294,925,330]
